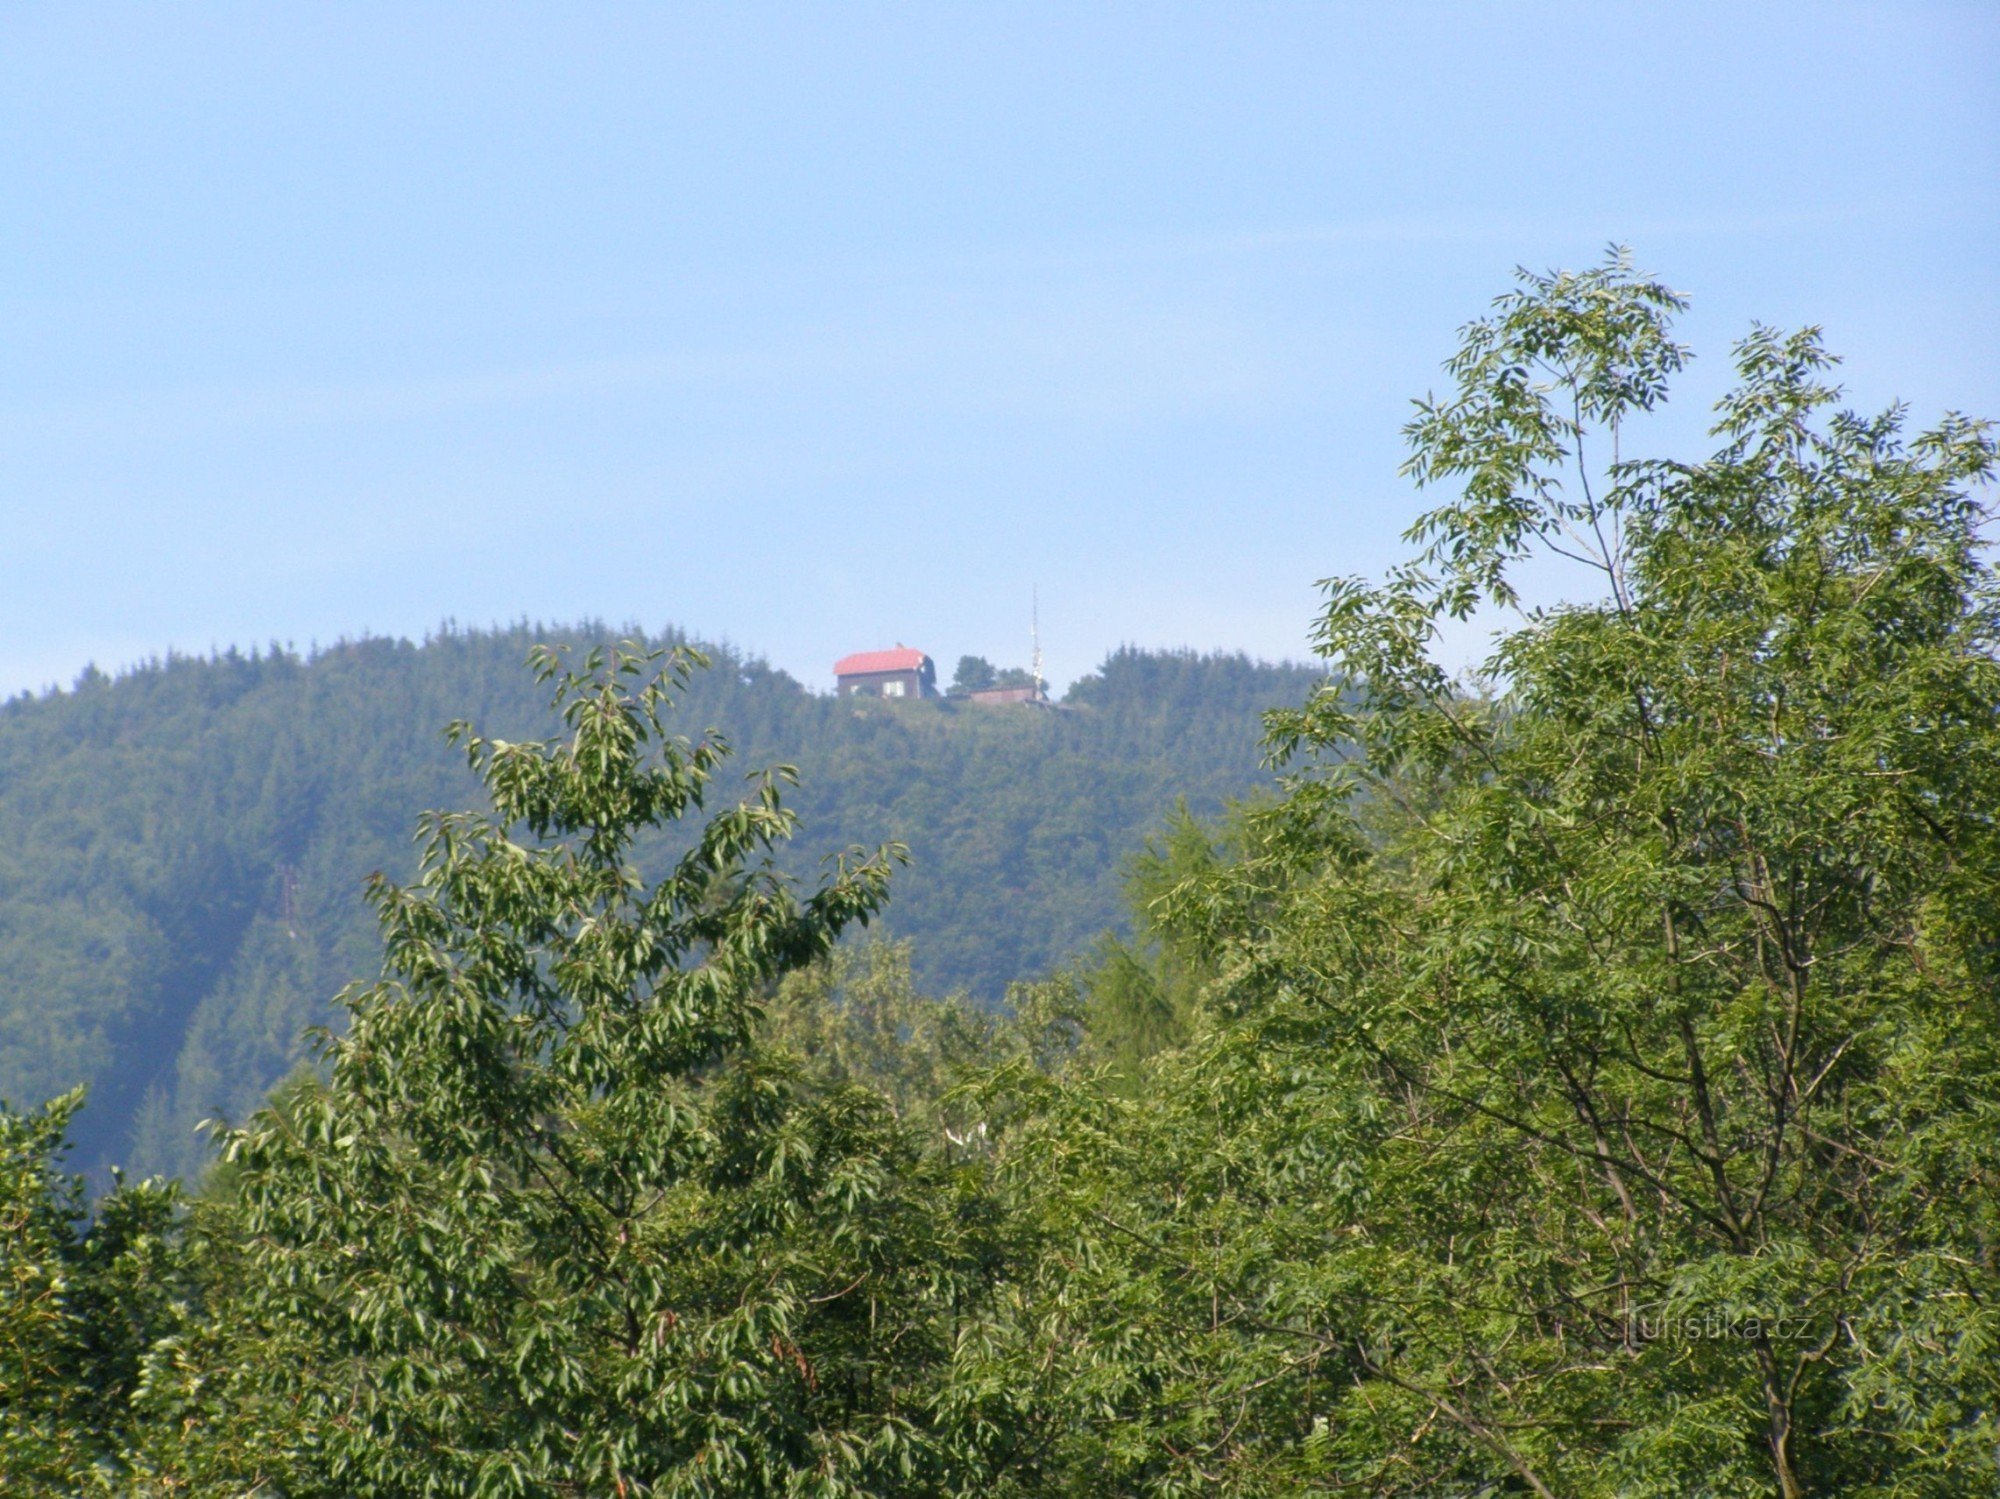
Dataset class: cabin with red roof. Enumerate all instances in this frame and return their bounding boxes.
[833,646,937,700]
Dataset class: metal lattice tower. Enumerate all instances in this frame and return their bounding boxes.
[1031,585,1044,701]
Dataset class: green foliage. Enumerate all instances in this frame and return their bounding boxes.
[972,252,2000,1496]
[945,659,1036,696]
[128,643,1001,1496]
[6,254,1995,1497]
[0,636,1317,1180]
[947,657,996,696]
[1070,801,1244,1079]
[763,941,1010,1138]
[0,1090,187,1494]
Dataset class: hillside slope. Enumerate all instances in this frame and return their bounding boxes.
[0,626,1319,1176]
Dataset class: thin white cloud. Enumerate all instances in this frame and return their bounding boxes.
[0,351,766,445]
[0,296,1293,447]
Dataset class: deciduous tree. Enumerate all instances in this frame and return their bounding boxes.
[135,644,998,1497]
[972,252,2000,1496]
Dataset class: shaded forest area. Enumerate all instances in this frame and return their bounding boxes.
[0,635,1318,1178]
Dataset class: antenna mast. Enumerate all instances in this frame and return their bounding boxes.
[1031,585,1044,702]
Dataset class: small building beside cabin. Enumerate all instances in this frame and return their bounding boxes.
[833,647,937,700]
[966,683,1047,706]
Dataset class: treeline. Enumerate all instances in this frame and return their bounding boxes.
[0,630,1319,1180]
[6,257,1999,1496]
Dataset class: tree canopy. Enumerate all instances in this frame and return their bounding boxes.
[0,635,1316,1180]
[123,643,1006,1496]
[4,253,1996,1497]
[973,252,2000,1496]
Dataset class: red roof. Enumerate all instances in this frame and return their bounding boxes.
[834,647,930,678]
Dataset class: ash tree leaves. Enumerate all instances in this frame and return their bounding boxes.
[981,250,2000,1498]
[1401,250,1690,615]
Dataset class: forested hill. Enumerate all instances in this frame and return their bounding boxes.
[0,625,1320,1178]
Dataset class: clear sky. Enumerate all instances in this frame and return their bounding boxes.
[3,3,1995,696]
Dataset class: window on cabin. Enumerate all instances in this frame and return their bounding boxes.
[884,679,906,698]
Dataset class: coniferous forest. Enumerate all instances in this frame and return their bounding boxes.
[0,632,1317,1182]
[6,258,1999,1496]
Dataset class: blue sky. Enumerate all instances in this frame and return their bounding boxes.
[3,2,1994,696]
